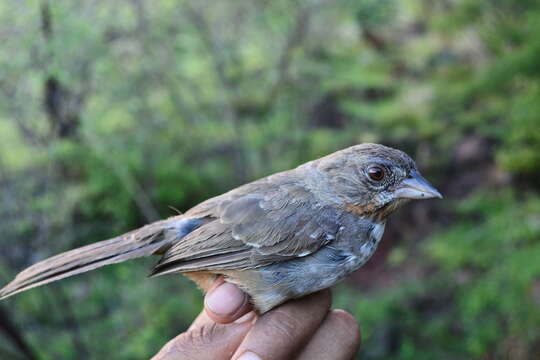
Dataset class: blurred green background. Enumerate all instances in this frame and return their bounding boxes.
[1,0,539,359]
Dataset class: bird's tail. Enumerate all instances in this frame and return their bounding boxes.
[0,221,175,300]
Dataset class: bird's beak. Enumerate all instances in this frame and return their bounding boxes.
[394,170,443,200]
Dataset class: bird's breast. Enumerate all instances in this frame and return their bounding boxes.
[241,220,386,311]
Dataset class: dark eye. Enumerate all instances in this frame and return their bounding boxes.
[367,166,385,181]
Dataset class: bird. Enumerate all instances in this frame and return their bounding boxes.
[0,143,442,313]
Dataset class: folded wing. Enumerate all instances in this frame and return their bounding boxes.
[151,175,341,276]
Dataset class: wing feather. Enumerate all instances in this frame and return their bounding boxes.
[151,173,341,276]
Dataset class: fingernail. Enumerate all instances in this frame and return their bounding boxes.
[237,351,262,360]
[206,282,245,315]
[233,311,256,324]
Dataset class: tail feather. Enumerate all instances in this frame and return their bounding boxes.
[0,223,171,300]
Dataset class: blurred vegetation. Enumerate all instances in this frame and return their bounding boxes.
[0,0,539,359]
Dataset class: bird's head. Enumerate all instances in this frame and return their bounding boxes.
[312,143,442,220]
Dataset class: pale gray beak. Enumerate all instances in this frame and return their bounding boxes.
[394,170,443,200]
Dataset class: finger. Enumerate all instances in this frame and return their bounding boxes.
[204,278,252,324]
[232,289,332,360]
[152,312,255,360]
[188,310,213,331]
[297,309,361,360]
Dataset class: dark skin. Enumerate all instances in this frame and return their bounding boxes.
[152,280,361,360]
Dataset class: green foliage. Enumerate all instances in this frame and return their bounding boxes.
[1,0,540,358]
[335,190,540,359]
[426,191,540,358]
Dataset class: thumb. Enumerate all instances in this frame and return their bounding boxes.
[204,278,252,323]
[152,311,255,360]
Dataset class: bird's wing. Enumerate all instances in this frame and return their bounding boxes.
[150,173,341,275]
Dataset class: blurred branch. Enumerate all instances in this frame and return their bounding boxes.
[1,87,49,146]
[39,0,52,39]
[184,1,248,182]
[131,0,148,35]
[361,28,387,52]
[0,306,37,360]
[266,6,312,107]
[84,133,160,222]
[183,3,234,93]
[40,0,92,139]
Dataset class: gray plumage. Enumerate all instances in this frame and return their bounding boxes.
[0,143,442,313]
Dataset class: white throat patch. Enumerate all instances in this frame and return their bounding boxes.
[371,222,386,243]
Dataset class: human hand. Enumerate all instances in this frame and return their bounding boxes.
[152,279,361,360]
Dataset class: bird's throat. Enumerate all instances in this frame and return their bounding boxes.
[345,198,409,222]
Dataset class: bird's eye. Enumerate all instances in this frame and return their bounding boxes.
[367,166,385,181]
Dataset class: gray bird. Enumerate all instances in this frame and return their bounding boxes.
[0,143,442,313]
